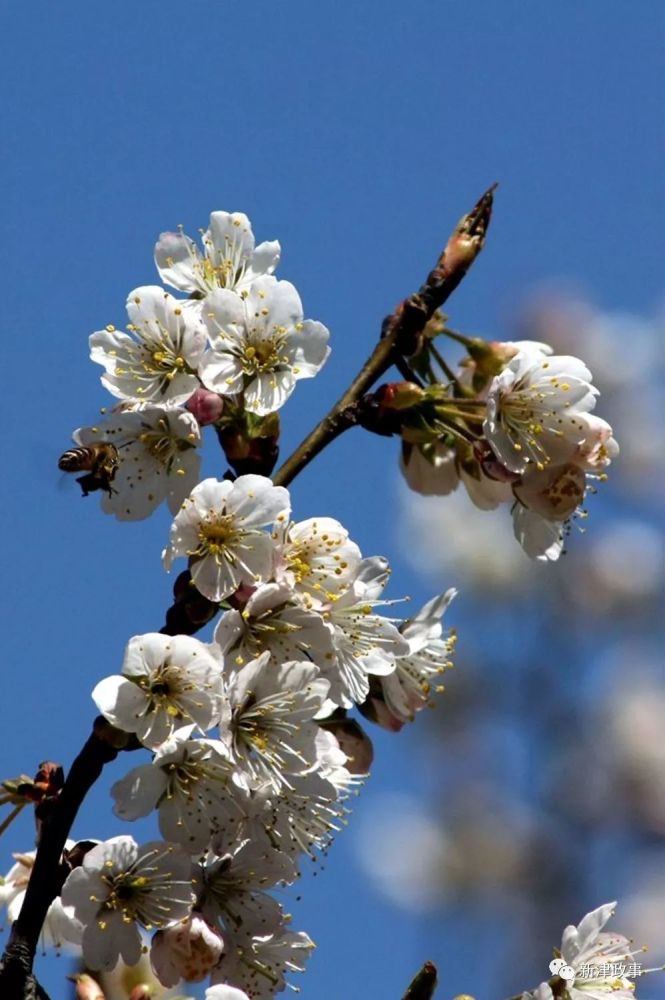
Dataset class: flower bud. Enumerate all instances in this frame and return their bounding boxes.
[151,913,224,986]
[185,387,224,425]
[128,987,153,1000]
[318,716,374,773]
[375,381,426,411]
[70,974,104,1000]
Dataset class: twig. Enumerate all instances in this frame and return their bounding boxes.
[402,960,438,999]
[0,721,136,999]
[273,184,496,487]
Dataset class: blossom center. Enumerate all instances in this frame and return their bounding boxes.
[240,333,287,376]
[197,515,238,556]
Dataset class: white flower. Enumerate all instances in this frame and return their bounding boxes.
[381,589,457,724]
[245,770,348,861]
[220,651,330,790]
[522,986,554,1000]
[151,911,225,986]
[74,406,201,520]
[92,633,224,749]
[206,986,251,1000]
[557,901,643,998]
[163,476,290,602]
[213,582,334,669]
[0,847,82,952]
[198,276,330,416]
[321,557,408,708]
[458,457,514,510]
[97,943,180,999]
[484,351,599,473]
[210,928,315,1000]
[273,516,362,609]
[111,727,244,855]
[199,840,294,934]
[155,211,280,299]
[512,462,587,562]
[61,836,195,972]
[90,287,207,405]
[400,441,460,497]
[573,414,619,471]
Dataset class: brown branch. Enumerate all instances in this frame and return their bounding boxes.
[272,184,496,488]
[403,961,438,999]
[0,721,137,999]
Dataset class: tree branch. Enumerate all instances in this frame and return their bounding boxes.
[402,961,438,999]
[0,721,136,998]
[272,184,496,488]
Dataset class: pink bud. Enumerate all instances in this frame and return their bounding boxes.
[185,387,224,425]
[229,583,257,609]
[71,974,105,1000]
[128,987,152,1000]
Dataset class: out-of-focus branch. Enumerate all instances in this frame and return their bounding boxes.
[403,961,438,999]
[272,184,496,488]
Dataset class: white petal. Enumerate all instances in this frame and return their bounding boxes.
[154,230,202,293]
[111,765,168,821]
[91,676,146,730]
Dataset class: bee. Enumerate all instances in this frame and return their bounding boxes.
[58,443,120,497]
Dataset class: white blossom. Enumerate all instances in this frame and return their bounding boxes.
[400,441,460,497]
[321,557,408,708]
[198,276,330,416]
[74,405,201,520]
[155,211,280,300]
[244,771,348,861]
[213,582,334,669]
[111,727,244,855]
[90,287,207,405]
[273,516,362,608]
[151,911,225,986]
[92,633,224,749]
[0,847,82,952]
[512,462,587,562]
[206,986,251,1000]
[484,351,599,473]
[573,414,619,471]
[61,837,195,971]
[199,840,294,935]
[458,459,514,510]
[220,651,330,790]
[557,901,644,998]
[163,476,290,602]
[210,927,315,1000]
[381,590,457,724]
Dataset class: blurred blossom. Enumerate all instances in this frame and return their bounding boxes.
[606,393,665,496]
[622,860,665,962]
[514,294,664,391]
[95,945,183,999]
[397,485,541,594]
[434,787,548,898]
[567,519,664,614]
[602,676,665,832]
[354,792,450,912]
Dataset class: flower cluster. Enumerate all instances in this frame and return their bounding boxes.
[0,476,455,995]
[65,211,330,520]
[399,336,618,560]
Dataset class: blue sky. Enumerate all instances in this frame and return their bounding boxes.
[1,2,663,998]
